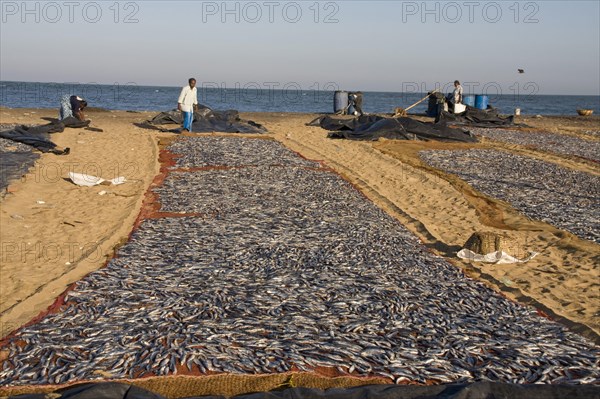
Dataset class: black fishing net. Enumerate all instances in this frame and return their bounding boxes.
[308,115,477,143]
[0,118,95,192]
[143,106,267,134]
[438,106,515,127]
[0,117,89,154]
[0,151,39,195]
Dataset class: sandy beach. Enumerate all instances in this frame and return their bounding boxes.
[0,108,158,338]
[0,108,598,393]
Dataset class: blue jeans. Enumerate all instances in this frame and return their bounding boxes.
[182,111,193,132]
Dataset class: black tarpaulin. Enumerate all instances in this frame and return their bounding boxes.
[0,128,59,152]
[438,106,515,127]
[308,115,477,143]
[145,106,267,134]
[6,382,600,399]
[0,117,88,154]
[0,117,92,191]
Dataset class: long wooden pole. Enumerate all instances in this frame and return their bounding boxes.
[404,89,439,112]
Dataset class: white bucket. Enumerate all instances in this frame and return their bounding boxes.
[454,103,467,114]
[515,108,521,116]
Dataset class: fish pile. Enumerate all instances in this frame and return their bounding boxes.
[471,128,600,162]
[1,138,599,386]
[168,137,319,168]
[421,149,600,243]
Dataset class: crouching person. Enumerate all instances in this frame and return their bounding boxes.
[59,94,90,126]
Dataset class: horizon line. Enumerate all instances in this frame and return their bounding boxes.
[1,80,599,97]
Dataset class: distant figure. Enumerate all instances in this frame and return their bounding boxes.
[59,95,88,121]
[518,69,525,74]
[452,80,463,104]
[348,92,364,116]
[178,78,198,132]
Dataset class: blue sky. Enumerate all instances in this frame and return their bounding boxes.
[1,1,599,95]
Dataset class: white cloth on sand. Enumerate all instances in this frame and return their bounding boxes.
[69,172,126,187]
[457,249,539,264]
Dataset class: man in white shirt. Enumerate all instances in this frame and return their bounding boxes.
[452,80,463,104]
[178,78,198,132]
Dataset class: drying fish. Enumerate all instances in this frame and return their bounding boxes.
[1,137,598,386]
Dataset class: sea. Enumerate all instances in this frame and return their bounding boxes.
[1,81,599,116]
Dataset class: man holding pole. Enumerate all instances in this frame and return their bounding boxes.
[178,78,198,132]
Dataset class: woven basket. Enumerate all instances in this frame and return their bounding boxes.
[463,231,529,256]
[464,232,503,254]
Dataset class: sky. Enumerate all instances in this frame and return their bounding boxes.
[1,0,599,95]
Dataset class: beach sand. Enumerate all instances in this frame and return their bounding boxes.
[0,108,159,338]
[0,108,598,344]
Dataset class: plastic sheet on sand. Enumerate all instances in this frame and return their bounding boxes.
[69,172,126,187]
[457,249,539,264]
[438,106,516,127]
[143,106,267,134]
[308,115,477,143]
[2,381,599,399]
[0,117,89,154]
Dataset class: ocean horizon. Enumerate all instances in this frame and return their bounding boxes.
[1,81,599,116]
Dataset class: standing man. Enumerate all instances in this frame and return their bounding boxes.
[452,80,463,104]
[178,78,198,132]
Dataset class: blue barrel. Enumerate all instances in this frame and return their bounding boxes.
[475,95,489,110]
[334,91,348,113]
[463,95,475,107]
